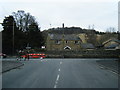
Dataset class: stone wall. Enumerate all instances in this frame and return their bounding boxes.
[44,49,120,58]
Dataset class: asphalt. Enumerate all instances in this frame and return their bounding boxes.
[2,58,118,88]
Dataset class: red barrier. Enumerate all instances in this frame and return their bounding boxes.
[21,53,46,58]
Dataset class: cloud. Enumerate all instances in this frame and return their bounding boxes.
[0,0,118,32]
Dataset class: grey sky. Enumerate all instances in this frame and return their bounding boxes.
[0,0,119,32]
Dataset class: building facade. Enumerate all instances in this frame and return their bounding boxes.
[102,38,120,49]
[46,34,82,51]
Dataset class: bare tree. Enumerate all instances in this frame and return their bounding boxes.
[12,10,36,32]
[106,27,116,33]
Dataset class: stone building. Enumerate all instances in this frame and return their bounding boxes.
[102,38,120,49]
[46,34,82,51]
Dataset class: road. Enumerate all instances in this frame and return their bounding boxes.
[2,58,118,88]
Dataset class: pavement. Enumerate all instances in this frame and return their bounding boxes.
[2,60,24,73]
[96,59,119,74]
[2,58,118,88]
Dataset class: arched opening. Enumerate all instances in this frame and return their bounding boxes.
[64,46,71,50]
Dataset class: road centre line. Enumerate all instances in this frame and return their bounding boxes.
[54,74,60,88]
[58,68,60,72]
[56,74,59,81]
[60,61,62,64]
[54,62,62,88]
[54,85,57,88]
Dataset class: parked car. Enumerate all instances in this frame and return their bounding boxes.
[0,53,7,58]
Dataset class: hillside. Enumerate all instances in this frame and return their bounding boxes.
[42,26,118,46]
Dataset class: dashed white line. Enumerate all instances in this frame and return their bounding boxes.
[60,61,62,64]
[54,74,60,88]
[54,62,62,88]
[58,68,60,72]
[56,74,60,81]
[54,85,57,88]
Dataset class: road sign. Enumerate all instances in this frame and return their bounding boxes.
[26,47,31,49]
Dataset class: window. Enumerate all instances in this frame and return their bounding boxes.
[66,41,68,43]
[55,40,60,44]
[74,41,79,44]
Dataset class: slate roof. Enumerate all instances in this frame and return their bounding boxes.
[103,38,120,45]
[102,38,120,49]
[81,43,95,49]
[105,44,119,49]
[49,34,81,41]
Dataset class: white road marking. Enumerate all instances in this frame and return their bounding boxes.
[56,75,59,81]
[58,69,60,72]
[60,61,62,64]
[54,74,60,88]
[54,85,57,88]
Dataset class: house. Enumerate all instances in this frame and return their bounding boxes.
[46,34,82,51]
[102,38,120,49]
[78,34,87,43]
[81,43,95,49]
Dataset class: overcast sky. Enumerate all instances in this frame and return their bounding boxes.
[0,0,119,32]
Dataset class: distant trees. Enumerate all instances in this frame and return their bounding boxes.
[12,10,36,32]
[2,15,25,54]
[85,31,97,46]
[2,10,44,55]
[106,27,116,33]
[95,27,118,46]
[27,22,44,48]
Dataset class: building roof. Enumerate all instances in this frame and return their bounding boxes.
[102,38,120,49]
[81,43,95,49]
[48,34,81,41]
[103,38,120,45]
[104,43,119,49]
